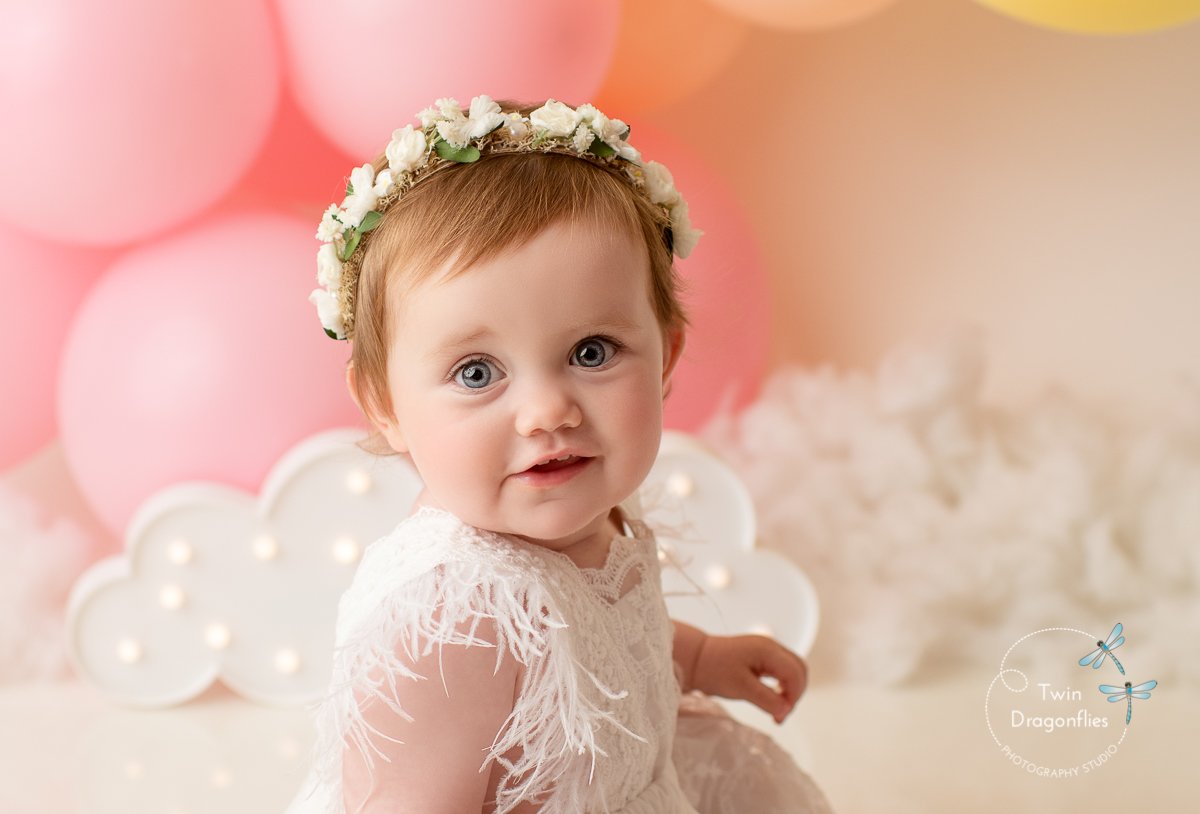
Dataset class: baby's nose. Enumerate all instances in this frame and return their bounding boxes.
[514,381,582,436]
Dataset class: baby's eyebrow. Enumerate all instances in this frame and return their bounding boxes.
[427,327,494,360]
[579,316,643,334]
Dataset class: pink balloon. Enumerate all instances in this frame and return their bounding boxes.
[631,127,770,431]
[276,0,619,158]
[58,213,363,536]
[0,224,114,469]
[0,1,280,246]
[225,90,357,214]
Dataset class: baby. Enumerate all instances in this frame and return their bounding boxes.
[291,96,832,814]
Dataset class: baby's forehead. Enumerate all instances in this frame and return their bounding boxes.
[391,229,659,345]
[391,215,653,300]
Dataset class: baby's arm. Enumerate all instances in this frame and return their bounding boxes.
[671,619,708,693]
[342,618,521,814]
[671,620,808,724]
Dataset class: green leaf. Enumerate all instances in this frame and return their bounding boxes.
[341,229,362,261]
[345,180,355,196]
[588,138,616,159]
[530,132,549,148]
[324,327,341,340]
[358,210,382,234]
[435,139,481,163]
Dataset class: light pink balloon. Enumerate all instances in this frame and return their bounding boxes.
[276,0,619,159]
[58,213,363,536]
[0,224,114,469]
[0,1,280,246]
[705,0,899,30]
[630,127,770,432]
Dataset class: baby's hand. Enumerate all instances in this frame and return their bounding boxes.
[692,634,808,724]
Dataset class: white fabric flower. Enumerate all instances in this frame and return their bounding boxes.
[316,243,343,288]
[670,200,703,259]
[309,288,345,338]
[530,100,581,137]
[315,204,344,242]
[616,142,641,163]
[572,125,595,153]
[436,117,472,148]
[435,97,461,117]
[436,96,506,147]
[642,161,681,207]
[465,95,505,138]
[605,117,630,142]
[577,104,626,146]
[340,164,379,229]
[373,168,395,198]
[386,125,427,174]
[504,112,529,139]
[417,106,439,128]
[576,104,603,126]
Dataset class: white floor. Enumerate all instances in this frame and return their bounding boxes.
[0,672,1187,813]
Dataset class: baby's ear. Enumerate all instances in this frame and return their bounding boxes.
[661,326,685,399]
[344,361,365,415]
[345,362,409,453]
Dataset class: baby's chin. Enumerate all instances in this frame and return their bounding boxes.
[452,500,616,551]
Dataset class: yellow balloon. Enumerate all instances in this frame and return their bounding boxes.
[974,0,1200,34]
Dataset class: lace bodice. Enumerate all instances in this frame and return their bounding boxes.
[533,516,682,809]
[292,507,693,814]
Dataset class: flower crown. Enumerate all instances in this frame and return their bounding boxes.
[310,95,702,340]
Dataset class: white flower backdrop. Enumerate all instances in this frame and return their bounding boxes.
[0,484,92,683]
[703,333,1200,686]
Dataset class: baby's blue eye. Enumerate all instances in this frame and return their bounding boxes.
[572,337,616,368]
[455,359,494,389]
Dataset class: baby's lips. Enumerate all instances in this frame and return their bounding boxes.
[517,449,591,473]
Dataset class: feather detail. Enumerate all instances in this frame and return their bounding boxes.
[307,507,642,814]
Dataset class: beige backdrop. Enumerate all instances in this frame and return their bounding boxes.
[646,0,1199,420]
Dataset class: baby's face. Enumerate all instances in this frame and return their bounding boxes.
[377,216,681,552]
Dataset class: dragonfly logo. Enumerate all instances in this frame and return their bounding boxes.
[984,624,1158,778]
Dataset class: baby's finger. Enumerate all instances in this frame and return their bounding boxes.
[779,654,808,706]
[742,674,789,722]
[756,643,808,702]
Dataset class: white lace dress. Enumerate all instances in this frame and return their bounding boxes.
[288,507,833,814]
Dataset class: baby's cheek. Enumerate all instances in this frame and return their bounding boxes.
[410,408,492,490]
[610,375,665,464]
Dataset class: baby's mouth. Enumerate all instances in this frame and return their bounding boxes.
[526,454,586,473]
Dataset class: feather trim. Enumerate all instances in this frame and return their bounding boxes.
[308,508,642,814]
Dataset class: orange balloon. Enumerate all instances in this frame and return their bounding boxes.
[705,0,899,31]
[594,0,750,115]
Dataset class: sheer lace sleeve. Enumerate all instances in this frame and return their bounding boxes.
[339,611,520,813]
[304,508,638,814]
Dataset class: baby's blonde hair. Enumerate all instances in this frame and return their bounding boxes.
[348,105,688,436]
